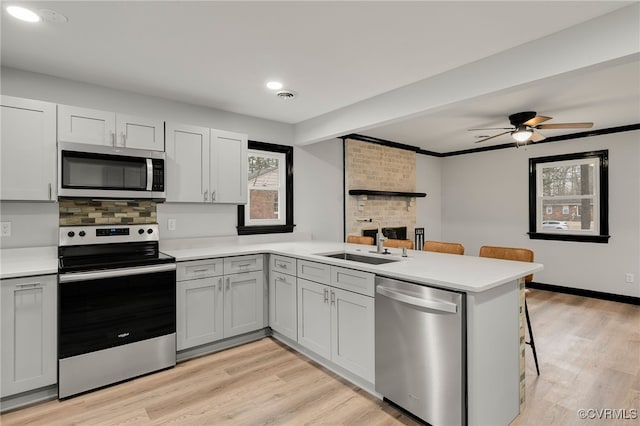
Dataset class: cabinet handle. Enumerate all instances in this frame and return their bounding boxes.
[275,276,285,282]
[204,190,208,202]
[218,278,223,291]
[48,183,52,200]
[238,263,251,268]
[330,290,335,305]
[277,263,287,269]
[192,268,209,273]
[111,132,116,147]
[324,288,329,303]
[16,282,41,288]
[226,277,231,290]
[121,131,127,147]
[212,190,216,201]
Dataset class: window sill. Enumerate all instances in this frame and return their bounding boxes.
[528,232,610,243]
[237,224,296,235]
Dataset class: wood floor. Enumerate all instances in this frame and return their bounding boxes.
[2,289,638,425]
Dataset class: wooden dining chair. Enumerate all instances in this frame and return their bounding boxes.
[423,240,465,255]
[479,245,539,376]
[346,235,374,245]
[383,239,414,250]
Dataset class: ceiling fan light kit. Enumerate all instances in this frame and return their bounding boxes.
[470,111,593,147]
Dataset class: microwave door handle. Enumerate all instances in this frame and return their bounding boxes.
[146,159,153,191]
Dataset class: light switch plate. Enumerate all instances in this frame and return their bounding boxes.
[167,219,176,231]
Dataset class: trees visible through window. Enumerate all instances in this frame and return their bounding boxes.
[529,150,609,243]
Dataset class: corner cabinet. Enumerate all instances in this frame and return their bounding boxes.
[0,96,56,201]
[176,255,264,351]
[57,104,164,151]
[269,255,298,341]
[165,122,247,204]
[1,275,57,397]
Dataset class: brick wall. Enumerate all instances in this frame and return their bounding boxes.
[59,200,157,226]
[345,139,417,239]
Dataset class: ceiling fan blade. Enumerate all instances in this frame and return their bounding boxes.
[523,115,552,127]
[536,122,594,129]
[474,131,511,143]
[468,127,513,131]
[530,130,546,142]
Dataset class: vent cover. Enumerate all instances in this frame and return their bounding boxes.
[276,90,296,100]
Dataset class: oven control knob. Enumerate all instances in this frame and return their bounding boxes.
[147,228,154,234]
[79,231,86,237]
[67,231,75,238]
[138,228,145,235]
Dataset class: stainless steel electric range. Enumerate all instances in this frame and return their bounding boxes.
[57,224,176,398]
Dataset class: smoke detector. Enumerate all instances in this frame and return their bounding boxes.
[276,90,296,100]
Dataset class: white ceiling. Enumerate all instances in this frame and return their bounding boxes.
[2,1,639,153]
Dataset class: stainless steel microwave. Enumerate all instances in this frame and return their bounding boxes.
[58,142,166,200]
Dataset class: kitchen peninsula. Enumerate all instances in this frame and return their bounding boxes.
[160,238,543,426]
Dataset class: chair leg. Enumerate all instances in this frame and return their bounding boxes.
[524,298,540,376]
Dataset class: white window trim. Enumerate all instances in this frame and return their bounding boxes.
[246,150,286,226]
[535,157,600,235]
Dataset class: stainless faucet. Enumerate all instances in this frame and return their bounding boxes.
[375,221,386,254]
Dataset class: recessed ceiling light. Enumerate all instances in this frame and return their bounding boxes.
[6,5,41,23]
[266,81,283,90]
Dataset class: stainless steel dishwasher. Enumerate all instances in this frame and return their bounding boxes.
[375,276,466,426]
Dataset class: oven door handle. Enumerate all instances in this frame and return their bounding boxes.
[59,263,176,283]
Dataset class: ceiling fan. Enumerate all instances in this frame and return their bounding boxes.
[469,111,593,145]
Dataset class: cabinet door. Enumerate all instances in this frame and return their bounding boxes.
[223,271,264,338]
[57,104,116,146]
[116,114,164,151]
[331,288,375,383]
[165,122,210,202]
[269,271,297,341]
[209,129,248,204]
[1,96,57,201]
[1,275,57,397]
[176,277,224,350]
[297,279,331,359]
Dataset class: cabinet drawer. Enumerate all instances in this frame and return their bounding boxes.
[271,255,296,275]
[297,260,331,285]
[224,254,263,274]
[177,258,224,281]
[331,266,375,297]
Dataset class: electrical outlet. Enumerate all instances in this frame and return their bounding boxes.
[167,219,176,231]
[625,273,634,283]
[1,221,11,237]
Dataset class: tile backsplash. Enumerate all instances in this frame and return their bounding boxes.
[59,200,157,226]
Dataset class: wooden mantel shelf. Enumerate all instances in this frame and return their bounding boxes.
[348,189,427,197]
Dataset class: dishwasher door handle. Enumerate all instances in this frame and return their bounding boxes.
[376,285,458,313]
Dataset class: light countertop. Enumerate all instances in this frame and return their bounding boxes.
[161,240,543,293]
[0,246,58,279]
[0,240,543,293]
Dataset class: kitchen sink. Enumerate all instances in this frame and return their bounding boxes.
[319,252,400,265]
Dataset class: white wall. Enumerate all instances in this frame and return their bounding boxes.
[441,131,640,297]
[0,67,344,246]
[416,154,442,242]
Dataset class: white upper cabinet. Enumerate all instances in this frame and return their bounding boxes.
[210,129,248,204]
[165,122,248,204]
[165,122,210,202]
[57,104,164,151]
[0,96,57,201]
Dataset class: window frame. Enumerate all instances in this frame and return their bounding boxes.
[528,150,609,243]
[245,149,286,226]
[237,141,294,235]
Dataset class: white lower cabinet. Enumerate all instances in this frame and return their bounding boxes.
[176,255,264,351]
[269,255,298,341]
[297,277,375,383]
[1,275,57,397]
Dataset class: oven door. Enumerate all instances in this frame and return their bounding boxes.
[58,263,176,359]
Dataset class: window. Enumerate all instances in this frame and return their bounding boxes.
[237,141,294,235]
[529,150,609,243]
